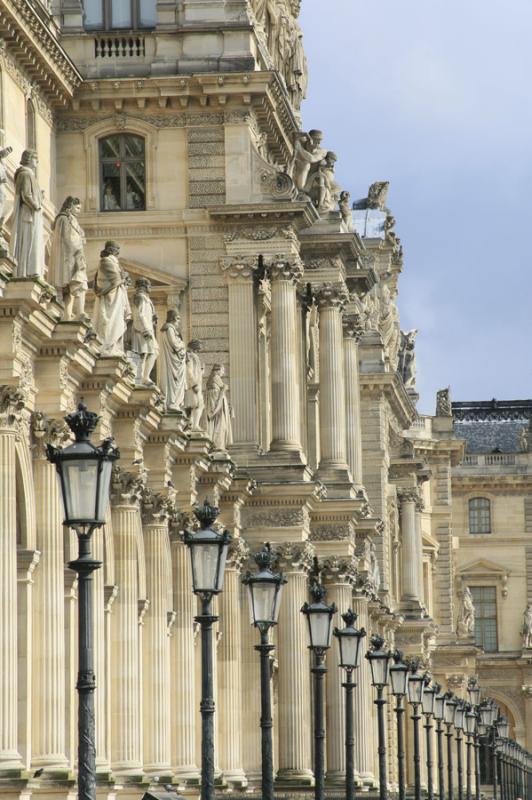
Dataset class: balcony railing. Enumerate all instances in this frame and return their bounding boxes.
[462,453,516,466]
[94,36,146,58]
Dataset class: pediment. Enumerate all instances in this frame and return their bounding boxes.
[457,559,510,577]
[120,259,187,293]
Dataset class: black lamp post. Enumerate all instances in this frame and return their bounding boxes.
[301,563,337,800]
[390,652,409,800]
[467,680,482,800]
[407,661,425,800]
[464,703,477,800]
[242,543,286,800]
[445,693,459,800]
[455,701,466,800]
[47,403,119,800]
[434,686,447,800]
[333,609,366,800]
[366,635,392,800]
[422,676,437,800]
[184,500,231,800]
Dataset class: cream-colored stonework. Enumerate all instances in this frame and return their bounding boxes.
[0,1,525,798]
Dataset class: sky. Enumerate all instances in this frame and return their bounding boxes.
[299,0,532,414]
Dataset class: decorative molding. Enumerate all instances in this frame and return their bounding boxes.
[220,255,258,279]
[315,282,349,310]
[310,524,353,542]
[243,507,308,529]
[55,111,226,132]
[320,555,358,586]
[268,256,303,283]
[0,385,25,429]
[110,465,147,504]
[275,540,314,573]
[226,537,250,571]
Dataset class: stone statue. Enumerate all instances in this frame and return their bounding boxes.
[352,180,390,211]
[339,190,353,231]
[519,424,530,453]
[130,278,159,385]
[206,363,233,452]
[288,19,307,108]
[10,149,44,278]
[398,329,418,390]
[306,151,341,213]
[184,339,205,429]
[291,130,327,193]
[523,606,532,648]
[50,196,89,320]
[0,145,13,250]
[92,240,132,356]
[369,541,381,592]
[436,387,452,417]
[158,309,186,411]
[456,586,475,638]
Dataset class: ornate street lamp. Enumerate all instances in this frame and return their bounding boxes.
[464,703,477,800]
[445,692,459,800]
[434,686,447,800]
[47,403,119,800]
[422,676,437,800]
[242,543,286,800]
[467,680,482,800]
[455,700,466,800]
[333,609,367,800]
[184,500,231,800]
[407,661,425,800]
[366,635,392,800]
[390,652,409,800]
[301,563,337,800]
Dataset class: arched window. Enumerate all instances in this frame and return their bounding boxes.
[84,0,156,29]
[468,497,491,534]
[26,99,36,150]
[99,133,145,212]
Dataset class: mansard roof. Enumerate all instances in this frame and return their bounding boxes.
[452,399,532,454]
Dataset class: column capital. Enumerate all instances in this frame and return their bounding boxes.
[320,555,358,586]
[220,255,258,279]
[31,411,70,459]
[0,385,25,430]
[269,256,304,283]
[111,465,147,505]
[522,685,532,697]
[397,486,419,505]
[315,282,349,310]
[275,540,314,573]
[226,536,250,571]
[342,313,364,341]
[140,486,176,525]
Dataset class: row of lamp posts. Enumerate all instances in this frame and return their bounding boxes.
[48,403,532,800]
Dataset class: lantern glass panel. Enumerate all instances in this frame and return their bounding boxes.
[247,581,278,626]
[272,582,284,623]
[308,609,333,649]
[434,694,446,721]
[61,458,99,522]
[390,664,409,696]
[468,685,481,705]
[454,705,465,730]
[444,699,457,725]
[479,705,491,727]
[422,688,436,715]
[465,712,477,735]
[190,540,227,594]
[407,675,424,705]
[368,653,389,687]
[338,634,362,669]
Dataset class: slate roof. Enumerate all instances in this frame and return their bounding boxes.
[452,400,532,454]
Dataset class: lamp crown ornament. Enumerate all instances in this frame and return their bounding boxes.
[370,633,385,650]
[64,401,99,441]
[253,541,276,571]
[194,497,220,528]
[310,580,327,603]
[341,608,358,627]
[392,649,404,663]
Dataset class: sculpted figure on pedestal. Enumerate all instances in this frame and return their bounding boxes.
[523,606,532,649]
[339,190,353,231]
[11,149,44,278]
[291,129,327,193]
[131,278,159,385]
[185,339,205,429]
[398,329,418,390]
[159,309,186,411]
[206,363,233,452]
[50,196,89,320]
[0,145,13,250]
[519,423,530,453]
[306,151,341,213]
[436,387,452,417]
[456,586,475,638]
[92,240,132,356]
[369,541,381,592]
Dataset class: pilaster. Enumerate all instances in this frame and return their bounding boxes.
[343,313,364,487]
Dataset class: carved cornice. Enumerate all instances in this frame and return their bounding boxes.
[315,282,349,311]
[31,411,70,459]
[275,540,314,573]
[220,255,259,279]
[268,256,303,283]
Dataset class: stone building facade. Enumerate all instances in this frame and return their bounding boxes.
[0,0,529,798]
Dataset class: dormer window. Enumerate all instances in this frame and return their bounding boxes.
[84,0,156,30]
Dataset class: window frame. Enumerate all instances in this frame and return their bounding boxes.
[84,0,156,30]
[99,133,146,213]
[468,496,492,535]
[469,584,498,653]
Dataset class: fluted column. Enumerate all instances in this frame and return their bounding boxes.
[0,388,24,770]
[269,258,303,452]
[398,489,422,603]
[275,542,314,785]
[415,499,425,607]
[142,490,173,774]
[343,315,364,485]
[317,284,349,473]
[170,525,199,781]
[322,557,358,784]
[221,257,259,448]
[352,589,377,786]
[30,414,69,770]
[110,468,145,775]
[218,538,249,787]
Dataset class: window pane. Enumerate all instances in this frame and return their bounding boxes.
[470,586,498,652]
[469,497,491,534]
[124,161,145,209]
[100,135,122,159]
[123,134,144,157]
[139,0,157,26]
[101,165,122,210]
[83,0,103,27]
[111,0,132,28]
